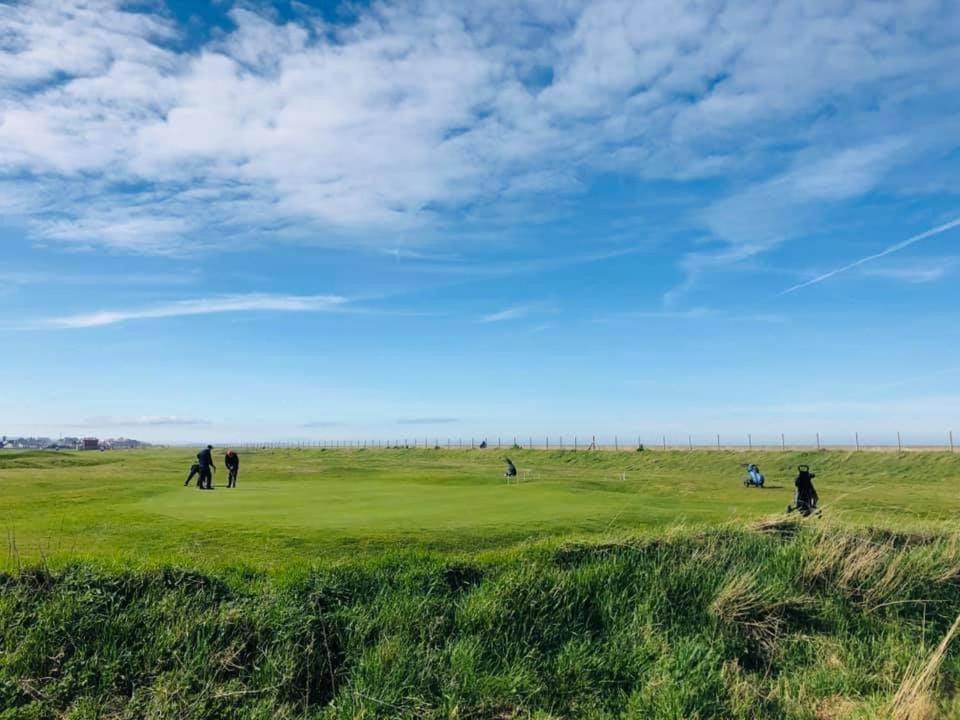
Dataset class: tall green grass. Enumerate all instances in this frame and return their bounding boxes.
[3,524,960,719]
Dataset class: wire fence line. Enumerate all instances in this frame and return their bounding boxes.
[213,431,957,453]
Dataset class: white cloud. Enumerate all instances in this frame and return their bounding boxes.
[481,304,536,323]
[0,0,957,257]
[37,293,349,329]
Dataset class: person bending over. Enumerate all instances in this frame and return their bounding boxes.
[184,462,201,487]
[225,450,240,489]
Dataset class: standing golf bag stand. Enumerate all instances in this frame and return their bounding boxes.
[743,463,765,488]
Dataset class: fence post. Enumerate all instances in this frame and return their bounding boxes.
[688,434,693,451]
[951,431,955,453]
[615,435,619,451]
[780,433,785,451]
[574,436,578,451]
[546,437,549,450]
[717,433,721,450]
[816,433,821,451]
[897,432,902,453]
[748,434,752,450]
[662,435,667,450]
[855,432,860,451]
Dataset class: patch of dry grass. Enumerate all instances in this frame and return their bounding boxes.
[888,612,960,720]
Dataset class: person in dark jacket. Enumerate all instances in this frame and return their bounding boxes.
[197,445,215,490]
[184,462,201,487]
[225,450,240,489]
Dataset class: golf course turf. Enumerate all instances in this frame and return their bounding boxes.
[2,448,960,718]
[2,447,959,568]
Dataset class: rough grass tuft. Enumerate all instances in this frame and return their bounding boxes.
[888,612,960,720]
[2,527,960,718]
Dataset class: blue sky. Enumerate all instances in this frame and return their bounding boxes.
[1,0,958,445]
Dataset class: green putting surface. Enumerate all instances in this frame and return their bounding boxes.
[2,447,958,568]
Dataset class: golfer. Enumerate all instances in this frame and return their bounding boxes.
[197,445,215,490]
[225,450,240,489]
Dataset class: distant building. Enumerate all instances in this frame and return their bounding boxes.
[109,437,144,450]
[0,435,145,451]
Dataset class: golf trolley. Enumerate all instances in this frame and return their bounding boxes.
[742,463,765,488]
[787,465,820,517]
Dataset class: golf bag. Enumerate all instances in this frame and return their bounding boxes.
[789,465,819,517]
[743,463,765,488]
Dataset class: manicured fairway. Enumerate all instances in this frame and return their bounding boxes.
[1,447,959,568]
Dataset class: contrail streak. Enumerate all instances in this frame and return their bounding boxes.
[781,216,960,295]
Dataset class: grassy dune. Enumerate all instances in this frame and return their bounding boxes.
[3,449,960,718]
[4,526,960,718]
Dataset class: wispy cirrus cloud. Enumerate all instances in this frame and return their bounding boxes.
[35,293,349,329]
[782,217,960,294]
[0,269,198,288]
[395,246,648,280]
[79,416,209,427]
[665,139,921,302]
[617,307,786,323]
[862,259,956,284]
[481,304,538,323]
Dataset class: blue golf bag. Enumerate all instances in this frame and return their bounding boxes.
[743,463,765,488]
